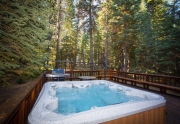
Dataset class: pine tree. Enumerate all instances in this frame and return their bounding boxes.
[76,0,101,70]
[109,0,140,71]
[0,0,52,85]
[157,0,180,75]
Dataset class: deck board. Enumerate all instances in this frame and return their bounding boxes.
[115,82,180,124]
[71,79,180,124]
[162,93,180,124]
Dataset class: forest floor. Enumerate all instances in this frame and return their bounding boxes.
[0,80,32,105]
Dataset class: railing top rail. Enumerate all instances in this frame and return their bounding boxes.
[0,74,43,124]
[2,70,179,124]
[45,69,180,79]
[116,71,180,79]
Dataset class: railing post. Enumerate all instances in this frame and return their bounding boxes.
[123,72,125,77]
[90,71,92,76]
[109,70,112,80]
[42,70,46,84]
[134,74,136,80]
[126,72,128,78]
[162,76,166,85]
[146,75,149,82]
[109,70,112,75]
[80,71,82,76]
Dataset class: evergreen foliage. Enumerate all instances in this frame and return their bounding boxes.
[0,0,52,85]
[76,0,101,70]
[108,0,141,71]
[1,0,180,85]
[53,0,179,75]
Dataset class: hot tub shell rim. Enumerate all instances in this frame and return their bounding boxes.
[28,80,166,124]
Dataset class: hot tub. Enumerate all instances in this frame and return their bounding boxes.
[28,80,166,124]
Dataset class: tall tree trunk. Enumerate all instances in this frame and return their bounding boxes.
[122,43,127,72]
[89,0,93,70]
[122,23,127,72]
[0,11,2,30]
[72,9,80,70]
[105,0,109,72]
[82,17,86,67]
[55,0,62,68]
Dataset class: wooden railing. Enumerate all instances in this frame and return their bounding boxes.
[116,71,180,87]
[44,70,101,81]
[0,74,43,124]
[1,70,180,124]
[44,70,180,88]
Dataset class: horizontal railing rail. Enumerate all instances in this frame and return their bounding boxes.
[1,70,180,124]
[116,71,180,87]
[44,70,180,94]
[0,74,43,124]
[44,70,180,87]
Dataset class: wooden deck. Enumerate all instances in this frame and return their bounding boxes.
[58,78,180,124]
[1,71,179,124]
[116,83,180,124]
[160,93,180,124]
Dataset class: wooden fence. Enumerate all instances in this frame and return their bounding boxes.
[0,74,43,124]
[45,70,180,87]
[115,71,180,87]
[0,70,179,124]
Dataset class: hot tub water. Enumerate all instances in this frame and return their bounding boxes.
[55,83,144,115]
[28,80,166,124]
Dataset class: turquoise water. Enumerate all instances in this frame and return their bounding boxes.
[55,84,143,115]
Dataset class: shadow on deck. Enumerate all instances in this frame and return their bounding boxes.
[0,75,179,124]
[118,82,180,124]
[159,93,180,124]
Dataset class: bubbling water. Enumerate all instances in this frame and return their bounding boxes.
[54,83,144,115]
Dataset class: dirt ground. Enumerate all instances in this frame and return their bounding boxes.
[0,81,32,105]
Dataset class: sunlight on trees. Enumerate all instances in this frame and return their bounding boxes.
[0,0,180,85]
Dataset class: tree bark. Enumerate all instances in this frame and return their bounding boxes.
[122,23,127,72]
[55,0,62,68]
[89,0,93,70]
[105,0,109,73]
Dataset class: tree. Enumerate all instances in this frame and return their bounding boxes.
[76,0,101,70]
[0,0,52,85]
[135,0,154,71]
[55,0,62,68]
[156,0,180,75]
[109,0,140,71]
